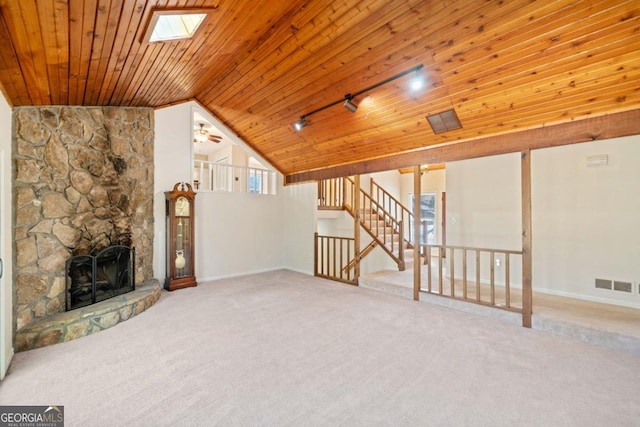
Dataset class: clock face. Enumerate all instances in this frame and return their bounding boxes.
[175,196,190,216]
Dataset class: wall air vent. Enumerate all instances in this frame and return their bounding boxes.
[613,281,632,293]
[585,154,608,167]
[595,278,612,290]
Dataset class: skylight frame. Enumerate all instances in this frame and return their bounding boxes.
[142,7,216,44]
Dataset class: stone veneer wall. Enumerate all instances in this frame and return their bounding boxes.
[13,106,154,332]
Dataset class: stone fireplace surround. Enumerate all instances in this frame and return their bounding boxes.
[13,106,157,351]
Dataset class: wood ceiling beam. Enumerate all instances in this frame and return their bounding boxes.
[284,109,640,184]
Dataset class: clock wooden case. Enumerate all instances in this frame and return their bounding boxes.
[165,182,197,291]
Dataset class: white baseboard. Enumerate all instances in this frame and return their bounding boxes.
[197,267,284,283]
[282,267,313,276]
[445,275,640,309]
[534,287,640,310]
[157,267,314,286]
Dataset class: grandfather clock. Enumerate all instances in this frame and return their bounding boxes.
[165,182,197,291]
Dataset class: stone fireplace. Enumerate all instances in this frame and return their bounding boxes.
[13,106,157,351]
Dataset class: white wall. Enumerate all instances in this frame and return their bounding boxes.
[153,103,193,280]
[365,170,401,201]
[446,153,522,250]
[532,137,640,307]
[0,90,13,378]
[446,154,522,286]
[154,102,287,283]
[283,182,316,275]
[196,191,284,281]
[445,141,640,309]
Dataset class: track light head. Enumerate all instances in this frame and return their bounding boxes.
[409,72,424,91]
[343,94,358,113]
[293,117,308,131]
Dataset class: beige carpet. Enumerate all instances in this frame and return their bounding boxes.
[1,270,639,426]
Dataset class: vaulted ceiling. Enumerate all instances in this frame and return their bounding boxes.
[1,0,639,180]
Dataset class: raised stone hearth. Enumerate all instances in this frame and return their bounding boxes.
[15,280,161,352]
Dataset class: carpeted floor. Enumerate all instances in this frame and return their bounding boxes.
[1,270,639,426]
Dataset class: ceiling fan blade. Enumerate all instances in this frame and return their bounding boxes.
[208,135,223,143]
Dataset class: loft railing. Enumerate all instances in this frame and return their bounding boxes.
[193,160,276,195]
[314,233,357,285]
[318,177,345,209]
[421,244,523,313]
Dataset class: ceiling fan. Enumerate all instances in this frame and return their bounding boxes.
[194,122,223,143]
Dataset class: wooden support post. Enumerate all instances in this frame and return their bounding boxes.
[413,165,421,301]
[354,175,361,284]
[521,150,533,327]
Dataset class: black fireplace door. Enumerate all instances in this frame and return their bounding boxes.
[66,246,135,311]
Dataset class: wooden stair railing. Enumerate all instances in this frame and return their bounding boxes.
[341,240,378,274]
[317,176,416,273]
[344,177,406,271]
[370,178,415,248]
[314,233,357,285]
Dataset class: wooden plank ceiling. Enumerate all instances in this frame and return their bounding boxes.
[0,0,639,179]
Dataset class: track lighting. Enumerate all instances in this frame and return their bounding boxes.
[343,94,358,113]
[293,64,423,131]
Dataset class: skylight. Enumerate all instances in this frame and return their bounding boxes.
[143,8,215,43]
[150,14,206,42]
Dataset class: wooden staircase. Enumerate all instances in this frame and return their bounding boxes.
[318,177,417,273]
[353,207,409,270]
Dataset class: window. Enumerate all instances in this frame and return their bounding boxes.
[248,172,262,194]
[410,193,436,245]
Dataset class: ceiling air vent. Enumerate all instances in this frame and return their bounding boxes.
[595,278,612,290]
[426,109,462,134]
[613,281,632,293]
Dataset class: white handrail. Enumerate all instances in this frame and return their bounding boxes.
[193,160,276,195]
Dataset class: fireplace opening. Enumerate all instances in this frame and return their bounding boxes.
[66,245,135,311]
